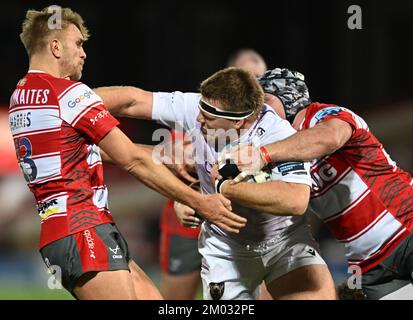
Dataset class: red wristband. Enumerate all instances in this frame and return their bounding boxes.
[259,146,272,164]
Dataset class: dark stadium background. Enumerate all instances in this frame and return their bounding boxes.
[0,0,412,299]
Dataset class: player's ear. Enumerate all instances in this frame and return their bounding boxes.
[50,39,62,59]
[265,93,286,119]
[233,119,244,129]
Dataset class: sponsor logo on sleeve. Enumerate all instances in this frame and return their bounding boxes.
[68,90,94,108]
[276,161,306,176]
[314,107,343,122]
[90,110,110,125]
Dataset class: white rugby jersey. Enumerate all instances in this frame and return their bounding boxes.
[153,91,312,244]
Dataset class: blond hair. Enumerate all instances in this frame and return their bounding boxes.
[200,67,264,114]
[20,6,89,56]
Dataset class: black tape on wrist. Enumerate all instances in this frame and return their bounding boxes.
[215,179,227,193]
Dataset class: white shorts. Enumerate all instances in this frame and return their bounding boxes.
[199,220,326,300]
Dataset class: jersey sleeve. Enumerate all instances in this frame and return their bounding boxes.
[269,161,312,186]
[252,107,312,187]
[152,91,200,132]
[307,105,371,147]
[58,83,119,144]
[308,105,366,133]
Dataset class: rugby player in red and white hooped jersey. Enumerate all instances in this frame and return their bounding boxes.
[222,68,413,299]
[9,6,246,300]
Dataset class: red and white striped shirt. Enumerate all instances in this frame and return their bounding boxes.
[159,130,200,239]
[9,71,119,248]
[302,103,413,272]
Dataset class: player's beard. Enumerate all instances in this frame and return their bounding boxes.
[60,57,82,81]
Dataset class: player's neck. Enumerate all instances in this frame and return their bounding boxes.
[28,56,62,79]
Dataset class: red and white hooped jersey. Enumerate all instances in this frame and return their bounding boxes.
[302,102,413,272]
[9,70,119,248]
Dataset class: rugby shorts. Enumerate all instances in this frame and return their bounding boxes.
[160,230,202,275]
[199,220,326,300]
[40,223,130,293]
[362,231,413,300]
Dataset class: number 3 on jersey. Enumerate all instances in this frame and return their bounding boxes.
[14,137,37,182]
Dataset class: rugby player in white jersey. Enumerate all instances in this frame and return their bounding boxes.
[221,68,413,300]
[159,48,269,300]
[95,67,337,299]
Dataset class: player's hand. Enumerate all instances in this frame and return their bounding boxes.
[173,201,202,228]
[218,144,266,184]
[196,194,247,234]
[166,162,197,184]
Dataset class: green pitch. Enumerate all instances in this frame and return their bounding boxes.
[0,285,74,300]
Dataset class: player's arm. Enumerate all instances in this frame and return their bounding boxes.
[99,148,114,164]
[264,118,353,162]
[99,127,247,233]
[225,118,353,182]
[100,140,196,183]
[100,144,154,165]
[220,181,310,216]
[94,86,153,119]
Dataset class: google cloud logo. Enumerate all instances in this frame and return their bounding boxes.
[68,90,94,108]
